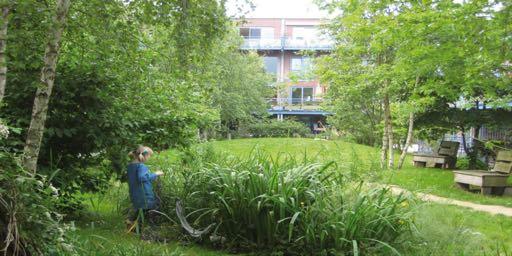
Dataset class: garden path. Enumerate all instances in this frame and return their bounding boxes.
[385,185,512,217]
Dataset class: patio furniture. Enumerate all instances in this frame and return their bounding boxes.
[453,151,512,195]
[413,141,460,169]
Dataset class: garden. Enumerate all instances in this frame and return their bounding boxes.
[68,138,512,255]
[1,0,511,255]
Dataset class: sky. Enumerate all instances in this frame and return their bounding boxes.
[226,0,330,19]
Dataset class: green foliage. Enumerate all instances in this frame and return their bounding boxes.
[317,0,512,146]
[0,151,74,255]
[245,120,311,138]
[73,139,512,255]
[0,0,270,214]
[455,157,488,170]
[209,32,273,131]
[157,146,414,255]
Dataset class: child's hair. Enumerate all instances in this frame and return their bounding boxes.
[128,145,154,162]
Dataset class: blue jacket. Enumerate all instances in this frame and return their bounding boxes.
[127,162,158,209]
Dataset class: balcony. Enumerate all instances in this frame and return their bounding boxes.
[241,37,282,50]
[283,38,334,50]
[241,37,334,51]
[268,97,324,110]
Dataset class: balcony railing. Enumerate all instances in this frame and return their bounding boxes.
[241,36,334,51]
[241,37,282,50]
[268,97,324,110]
[283,38,333,50]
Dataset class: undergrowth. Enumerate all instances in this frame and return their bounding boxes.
[156,145,415,255]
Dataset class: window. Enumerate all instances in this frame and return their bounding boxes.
[290,87,314,104]
[263,57,278,74]
[239,27,274,39]
[291,56,312,73]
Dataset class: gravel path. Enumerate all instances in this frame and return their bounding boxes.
[386,185,512,217]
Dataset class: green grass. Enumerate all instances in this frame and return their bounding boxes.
[205,138,512,253]
[402,203,512,255]
[209,138,512,207]
[74,138,512,255]
[72,182,232,256]
[381,167,512,207]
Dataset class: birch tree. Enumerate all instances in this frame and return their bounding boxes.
[318,0,404,169]
[23,0,71,173]
[0,1,9,103]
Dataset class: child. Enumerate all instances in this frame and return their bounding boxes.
[126,146,164,223]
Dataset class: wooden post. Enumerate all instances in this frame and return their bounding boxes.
[481,187,492,195]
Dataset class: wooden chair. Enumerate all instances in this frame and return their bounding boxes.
[453,151,512,195]
[413,141,460,169]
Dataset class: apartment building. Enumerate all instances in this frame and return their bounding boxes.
[238,18,333,130]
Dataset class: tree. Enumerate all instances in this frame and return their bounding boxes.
[0,1,9,103]
[318,0,408,169]
[319,0,511,170]
[23,0,71,173]
[209,28,272,134]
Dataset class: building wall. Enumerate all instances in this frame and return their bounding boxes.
[239,18,282,38]
[239,18,324,39]
[239,18,330,103]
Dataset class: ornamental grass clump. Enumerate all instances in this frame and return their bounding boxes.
[159,146,414,255]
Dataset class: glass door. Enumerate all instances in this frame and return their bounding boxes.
[290,87,315,105]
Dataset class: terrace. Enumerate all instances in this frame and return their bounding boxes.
[240,36,334,51]
[268,97,324,110]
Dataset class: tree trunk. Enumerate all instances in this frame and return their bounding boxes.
[468,125,482,169]
[380,101,388,169]
[383,94,394,169]
[460,126,468,155]
[0,6,9,103]
[22,0,71,173]
[398,112,414,169]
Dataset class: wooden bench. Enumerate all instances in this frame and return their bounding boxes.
[453,151,512,195]
[413,141,460,169]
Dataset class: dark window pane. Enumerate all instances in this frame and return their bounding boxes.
[303,88,313,101]
[292,88,302,104]
[240,28,249,38]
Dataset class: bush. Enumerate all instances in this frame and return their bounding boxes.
[456,157,488,170]
[0,151,75,255]
[245,120,311,138]
[157,146,414,255]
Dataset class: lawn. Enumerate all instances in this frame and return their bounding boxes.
[74,138,512,255]
[71,183,232,256]
[208,138,512,207]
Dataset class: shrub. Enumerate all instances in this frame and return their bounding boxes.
[456,157,488,170]
[0,151,74,255]
[245,120,310,138]
[157,146,414,255]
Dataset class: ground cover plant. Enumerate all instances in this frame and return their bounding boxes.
[156,145,415,255]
